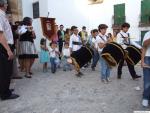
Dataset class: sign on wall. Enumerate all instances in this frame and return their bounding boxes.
[88,0,103,4]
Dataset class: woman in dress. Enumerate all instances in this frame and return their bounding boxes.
[18,17,38,78]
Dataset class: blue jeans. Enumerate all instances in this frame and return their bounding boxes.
[91,49,99,68]
[63,56,72,71]
[50,57,57,73]
[143,57,150,100]
[99,55,111,79]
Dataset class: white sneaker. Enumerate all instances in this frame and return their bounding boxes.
[81,67,85,70]
[106,77,111,82]
[101,79,108,84]
[142,99,149,107]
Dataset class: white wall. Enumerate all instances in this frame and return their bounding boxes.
[22,0,33,18]
[47,0,90,31]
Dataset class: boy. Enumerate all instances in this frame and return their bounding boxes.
[96,24,112,83]
[116,23,141,80]
[49,42,60,73]
[91,29,99,71]
[69,26,82,53]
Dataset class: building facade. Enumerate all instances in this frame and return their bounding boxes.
[8,0,150,51]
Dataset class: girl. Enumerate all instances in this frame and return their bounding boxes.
[40,38,49,72]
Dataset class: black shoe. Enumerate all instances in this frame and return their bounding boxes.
[92,67,95,71]
[117,75,121,79]
[75,73,81,77]
[79,72,84,76]
[133,75,141,80]
[10,89,15,92]
[1,94,19,100]
[12,76,23,79]
[25,75,32,78]
[29,72,33,75]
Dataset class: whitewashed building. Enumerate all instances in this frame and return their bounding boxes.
[7,0,150,51]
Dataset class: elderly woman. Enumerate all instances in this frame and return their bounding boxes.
[18,17,38,78]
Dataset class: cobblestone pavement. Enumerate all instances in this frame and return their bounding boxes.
[0,61,150,113]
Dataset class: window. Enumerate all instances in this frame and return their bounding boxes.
[33,2,39,19]
[140,0,150,24]
[114,3,125,25]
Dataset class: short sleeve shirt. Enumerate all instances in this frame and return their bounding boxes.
[0,9,14,44]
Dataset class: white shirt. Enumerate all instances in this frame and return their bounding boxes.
[96,33,107,52]
[0,9,14,44]
[49,47,59,58]
[63,48,70,57]
[92,37,97,49]
[143,31,150,56]
[116,31,141,49]
[69,34,82,52]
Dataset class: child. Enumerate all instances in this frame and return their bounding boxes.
[90,29,99,71]
[40,38,49,72]
[62,42,72,71]
[49,42,60,73]
[96,24,112,84]
[116,22,141,80]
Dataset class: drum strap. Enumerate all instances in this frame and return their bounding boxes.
[99,35,107,43]
[120,33,131,45]
[73,41,82,45]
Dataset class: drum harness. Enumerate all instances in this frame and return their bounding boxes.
[120,33,131,46]
[120,33,131,59]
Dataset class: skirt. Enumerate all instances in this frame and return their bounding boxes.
[19,41,38,59]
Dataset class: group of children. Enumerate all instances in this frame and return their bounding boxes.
[39,38,72,73]
[38,22,150,107]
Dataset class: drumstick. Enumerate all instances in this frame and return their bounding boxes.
[143,65,150,69]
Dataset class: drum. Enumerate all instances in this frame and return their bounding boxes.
[125,45,141,65]
[69,46,93,70]
[101,42,125,67]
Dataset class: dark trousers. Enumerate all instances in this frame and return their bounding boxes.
[0,52,13,99]
[58,40,63,53]
[58,41,63,60]
[91,49,99,68]
[117,59,137,79]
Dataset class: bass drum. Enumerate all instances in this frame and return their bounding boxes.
[125,45,141,65]
[101,42,125,67]
[71,46,94,68]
